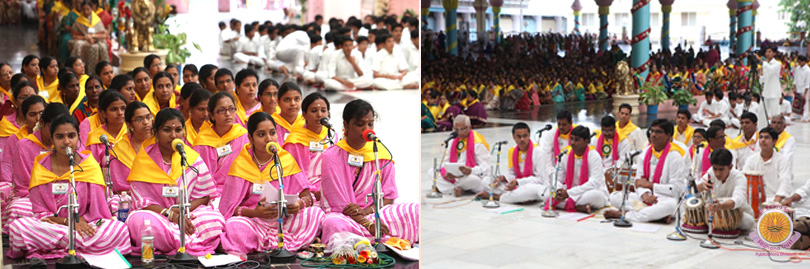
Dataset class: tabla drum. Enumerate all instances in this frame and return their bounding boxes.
[605,167,636,193]
[682,196,708,233]
[706,197,743,238]
[761,202,795,221]
[744,170,766,218]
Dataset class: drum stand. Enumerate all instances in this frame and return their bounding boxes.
[541,150,567,218]
[427,142,450,199]
[482,143,504,208]
[614,156,635,228]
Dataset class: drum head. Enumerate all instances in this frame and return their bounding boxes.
[686,197,703,208]
[743,170,765,176]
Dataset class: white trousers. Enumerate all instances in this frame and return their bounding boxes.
[265,59,285,71]
[324,76,373,91]
[803,91,810,121]
[550,189,608,209]
[609,192,677,222]
[276,47,307,75]
[763,98,781,117]
[436,174,488,194]
[487,178,547,204]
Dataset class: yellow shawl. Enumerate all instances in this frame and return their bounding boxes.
[86,124,128,147]
[776,132,792,152]
[184,119,211,146]
[336,138,392,162]
[284,124,329,148]
[0,114,20,138]
[36,76,59,100]
[271,113,305,132]
[126,145,201,186]
[227,144,302,184]
[192,123,247,148]
[29,151,104,189]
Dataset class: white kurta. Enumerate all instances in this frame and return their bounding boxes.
[554,148,609,208]
[538,129,572,183]
[673,126,694,148]
[623,126,648,153]
[371,48,413,90]
[324,49,372,91]
[732,134,759,169]
[726,103,744,128]
[611,145,686,222]
[436,142,491,194]
[775,133,795,178]
[233,35,266,68]
[589,135,631,170]
[742,152,792,200]
[276,31,311,75]
[490,146,548,204]
[761,58,782,117]
[697,169,755,231]
[797,64,810,121]
[791,176,810,218]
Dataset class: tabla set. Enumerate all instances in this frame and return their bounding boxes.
[604,167,636,193]
[681,170,795,239]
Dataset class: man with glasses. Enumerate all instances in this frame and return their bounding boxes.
[769,115,795,178]
[552,126,608,214]
[591,115,630,172]
[437,115,490,197]
[698,126,737,176]
[604,119,686,223]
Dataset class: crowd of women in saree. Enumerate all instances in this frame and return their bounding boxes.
[40,0,111,77]
[0,54,419,259]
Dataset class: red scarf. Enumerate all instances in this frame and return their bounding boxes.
[596,132,619,166]
[701,147,713,176]
[643,143,671,185]
[564,147,590,190]
[553,127,572,164]
[512,143,534,178]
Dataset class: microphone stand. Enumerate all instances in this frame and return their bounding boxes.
[614,153,634,228]
[700,173,719,249]
[169,151,196,263]
[56,151,85,268]
[103,143,114,201]
[541,150,566,218]
[667,145,702,241]
[482,143,503,208]
[267,148,297,262]
[367,139,388,253]
[427,140,450,199]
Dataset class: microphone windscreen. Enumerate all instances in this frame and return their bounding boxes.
[99,135,109,145]
[265,142,280,153]
[362,129,376,142]
[171,139,185,153]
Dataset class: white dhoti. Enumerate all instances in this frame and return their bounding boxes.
[276,47,307,75]
[763,98,781,117]
[550,189,608,209]
[609,192,677,222]
[487,177,547,204]
[373,78,405,91]
[324,76,373,91]
[233,53,265,70]
[436,174,488,194]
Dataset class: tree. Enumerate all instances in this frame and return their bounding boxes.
[780,0,810,38]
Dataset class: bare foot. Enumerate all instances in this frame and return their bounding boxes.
[603,209,622,219]
[454,187,464,197]
[575,204,592,214]
[492,194,501,201]
[475,191,490,199]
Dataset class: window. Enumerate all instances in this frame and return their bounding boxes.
[681,12,696,26]
[583,13,596,27]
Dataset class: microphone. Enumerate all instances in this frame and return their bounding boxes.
[556,148,569,159]
[628,150,642,159]
[536,124,552,136]
[590,132,598,139]
[319,117,332,129]
[363,129,379,142]
[171,139,186,156]
[99,135,111,148]
[494,140,508,146]
[265,142,280,154]
[65,146,74,159]
[442,131,458,145]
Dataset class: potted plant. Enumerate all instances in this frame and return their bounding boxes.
[671,88,697,110]
[151,2,201,65]
[639,77,668,115]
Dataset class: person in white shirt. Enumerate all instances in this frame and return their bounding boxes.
[302,34,326,84]
[742,127,792,203]
[726,92,744,128]
[730,112,760,169]
[220,19,241,59]
[673,109,696,147]
[233,25,267,70]
[312,33,337,84]
[553,126,609,213]
[478,123,548,204]
[694,90,728,127]
[437,115,491,197]
[759,47,782,118]
[275,28,311,78]
[324,36,372,91]
[260,26,289,77]
[604,119,686,223]
[366,30,378,57]
[696,149,756,232]
[795,56,810,122]
[403,30,419,73]
[371,33,417,90]
[779,95,792,123]
[769,115,795,177]
[538,110,575,183]
[356,36,374,78]
[616,103,648,152]
[590,116,630,171]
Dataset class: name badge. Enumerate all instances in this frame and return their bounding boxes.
[52,183,68,195]
[252,183,264,194]
[284,133,290,142]
[88,27,96,34]
[41,150,51,156]
[348,154,364,167]
[162,186,179,198]
[309,142,324,152]
[217,144,233,158]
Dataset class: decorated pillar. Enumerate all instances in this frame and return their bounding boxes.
[422,0,430,31]
[728,0,737,53]
[443,0,459,56]
[474,0,488,40]
[735,0,753,58]
[752,0,759,48]
[491,0,503,42]
[631,0,651,80]
[659,0,674,52]
[572,0,582,35]
[596,0,614,52]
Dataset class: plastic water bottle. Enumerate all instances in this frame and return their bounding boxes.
[118,191,130,222]
[141,219,154,264]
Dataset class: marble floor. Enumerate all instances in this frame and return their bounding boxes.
[421,101,810,268]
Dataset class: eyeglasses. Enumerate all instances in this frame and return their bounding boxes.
[216,107,237,115]
[650,129,666,134]
[217,79,233,85]
[132,115,153,124]
[452,126,470,133]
